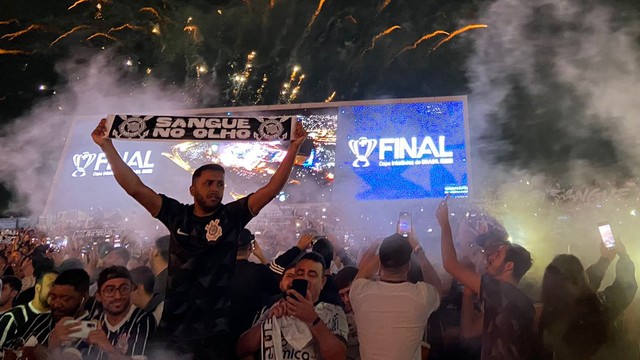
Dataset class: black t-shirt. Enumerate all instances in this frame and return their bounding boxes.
[480,274,535,360]
[229,260,279,343]
[13,286,34,307]
[427,282,481,360]
[155,194,254,340]
[320,274,344,308]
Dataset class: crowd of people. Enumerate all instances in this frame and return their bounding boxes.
[0,118,637,360]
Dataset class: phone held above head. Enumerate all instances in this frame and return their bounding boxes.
[398,212,412,237]
[597,222,616,250]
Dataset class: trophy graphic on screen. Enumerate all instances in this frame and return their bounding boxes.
[348,137,377,168]
[72,152,97,178]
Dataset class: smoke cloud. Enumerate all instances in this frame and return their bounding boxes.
[0,52,195,216]
[468,0,640,288]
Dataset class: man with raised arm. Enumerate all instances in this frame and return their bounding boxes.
[91,118,307,359]
[350,232,441,360]
[437,200,534,360]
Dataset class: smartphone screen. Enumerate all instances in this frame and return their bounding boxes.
[597,222,616,249]
[290,279,308,299]
[398,212,412,235]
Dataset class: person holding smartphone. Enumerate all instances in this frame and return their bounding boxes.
[539,233,638,360]
[237,252,348,360]
[349,228,442,360]
[437,199,535,360]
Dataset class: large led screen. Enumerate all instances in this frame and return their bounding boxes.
[45,97,469,218]
[333,100,469,201]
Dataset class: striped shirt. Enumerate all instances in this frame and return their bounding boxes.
[84,305,155,360]
[11,311,92,349]
[0,302,50,350]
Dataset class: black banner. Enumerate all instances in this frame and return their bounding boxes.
[105,114,296,141]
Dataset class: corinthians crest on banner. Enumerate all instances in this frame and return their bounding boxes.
[105,114,296,142]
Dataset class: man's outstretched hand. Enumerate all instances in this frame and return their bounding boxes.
[436,198,450,227]
[290,121,308,148]
[91,118,112,148]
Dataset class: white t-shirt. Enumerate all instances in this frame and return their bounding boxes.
[260,302,348,360]
[350,278,440,360]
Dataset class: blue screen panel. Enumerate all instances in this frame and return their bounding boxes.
[334,101,468,201]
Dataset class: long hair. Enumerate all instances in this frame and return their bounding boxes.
[540,254,607,359]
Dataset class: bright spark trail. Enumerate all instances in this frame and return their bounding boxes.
[68,0,90,10]
[362,25,402,56]
[431,24,488,51]
[306,0,326,32]
[2,25,45,41]
[85,32,117,42]
[50,26,89,47]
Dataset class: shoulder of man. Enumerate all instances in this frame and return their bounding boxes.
[347,278,373,301]
[155,194,189,222]
[0,305,21,327]
[7,304,29,327]
[315,302,348,340]
[130,306,156,325]
[224,194,254,216]
[0,306,25,346]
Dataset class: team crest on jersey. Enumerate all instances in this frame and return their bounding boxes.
[115,332,130,354]
[205,219,223,242]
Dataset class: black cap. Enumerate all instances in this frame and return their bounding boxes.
[97,265,133,290]
[379,234,413,269]
[474,229,510,253]
[238,229,255,247]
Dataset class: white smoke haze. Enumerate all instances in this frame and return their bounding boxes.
[468,0,640,290]
[0,52,194,216]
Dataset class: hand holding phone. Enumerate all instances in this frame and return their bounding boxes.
[289,279,308,300]
[397,212,412,236]
[597,222,616,250]
[64,320,97,339]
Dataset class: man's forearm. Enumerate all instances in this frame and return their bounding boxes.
[263,144,300,196]
[249,144,302,215]
[255,251,269,265]
[309,321,346,360]
[415,252,442,292]
[440,220,459,272]
[585,257,611,291]
[100,142,144,197]
[355,252,379,280]
[236,323,262,357]
[440,220,481,293]
[460,290,483,339]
